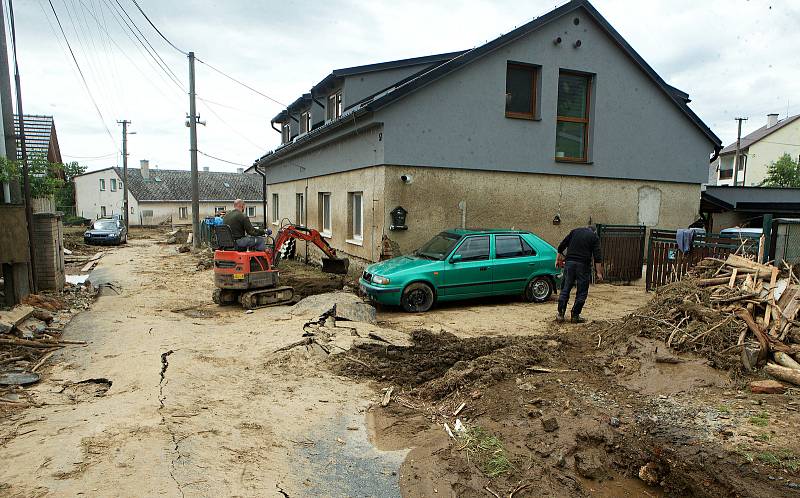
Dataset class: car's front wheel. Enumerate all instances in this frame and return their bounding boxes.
[524,276,553,303]
[401,282,435,313]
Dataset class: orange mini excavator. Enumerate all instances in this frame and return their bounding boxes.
[211,223,349,309]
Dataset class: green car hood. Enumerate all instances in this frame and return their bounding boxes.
[366,255,442,277]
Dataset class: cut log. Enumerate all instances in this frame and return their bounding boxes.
[774,351,800,370]
[765,362,800,387]
[725,254,773,273]
[737,309,770,365]
[0,305,34,334]
[728,269,738,288]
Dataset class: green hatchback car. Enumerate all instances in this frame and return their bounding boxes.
[359,229,560,312]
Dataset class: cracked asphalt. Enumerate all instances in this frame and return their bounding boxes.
[0,235,402,497]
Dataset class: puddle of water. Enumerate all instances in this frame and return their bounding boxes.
[580,473,664,497]
[292,408,409,497]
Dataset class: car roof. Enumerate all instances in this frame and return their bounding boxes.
[445,228,532,236]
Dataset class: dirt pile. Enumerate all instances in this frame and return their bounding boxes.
[333,329,560,400]
[278,259,345,299]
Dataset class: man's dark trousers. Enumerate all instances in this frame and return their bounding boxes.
[558,260,591,317]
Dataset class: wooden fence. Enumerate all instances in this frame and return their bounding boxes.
[645,230,760,291]
[596,224,646,282]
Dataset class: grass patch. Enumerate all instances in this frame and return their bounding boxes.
[716,404,730,414]
[456,425,512,478]
[749,412,769,427]
[754,433,771,442]
[758,452,781,466]
[750,449,800,471]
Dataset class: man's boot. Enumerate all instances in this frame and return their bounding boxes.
[556,312,566,322]
[571,314,587,323]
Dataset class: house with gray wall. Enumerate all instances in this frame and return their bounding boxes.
[251,0,721,265]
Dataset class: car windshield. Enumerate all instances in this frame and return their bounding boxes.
[93,221,117,230]
[415,232,461,260]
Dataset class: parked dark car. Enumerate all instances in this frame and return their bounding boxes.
[84,218,127,245]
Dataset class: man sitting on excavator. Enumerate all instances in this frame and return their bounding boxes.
[223,199,271,251]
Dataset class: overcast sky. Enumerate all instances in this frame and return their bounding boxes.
[11,0,800,173]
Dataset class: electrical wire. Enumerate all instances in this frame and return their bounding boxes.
[63,151,118,159]
[197,99,265,151]
[127,0,286,108]
[195,57,286,107]
[111,0,185,91]
[46,0,119,150]
[129,0,187,55]
[197,150,251,168]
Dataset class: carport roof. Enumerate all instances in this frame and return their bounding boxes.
[701,186,800,213]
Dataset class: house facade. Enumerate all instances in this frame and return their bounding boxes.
[715,113,800,186]
[252,0,721,265]
[74,160,264,225]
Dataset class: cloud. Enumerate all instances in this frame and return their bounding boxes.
[13,0,800,173]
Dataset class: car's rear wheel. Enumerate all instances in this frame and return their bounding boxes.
[524,276,553,303]
[401,282,435,313]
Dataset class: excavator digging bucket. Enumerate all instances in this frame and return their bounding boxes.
[321,257,349,275]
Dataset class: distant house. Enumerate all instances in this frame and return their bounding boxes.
[713,113,800,187]
[250,0,721,264]
[74,160,264,225]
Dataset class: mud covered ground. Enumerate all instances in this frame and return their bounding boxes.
[336,322,800,497]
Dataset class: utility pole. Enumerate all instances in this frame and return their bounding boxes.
[188,51,200,248]
[8,0,35,292]
[733,117,748,187]
[117,120,130,228]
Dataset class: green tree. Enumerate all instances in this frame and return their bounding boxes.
[54,161,86,208]
[761,153,800,187]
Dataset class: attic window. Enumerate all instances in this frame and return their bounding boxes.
[505,63,539,120]
[327,91,342,121]
[154,177,162,182]
[555,70,592,162]
[223,182,230,188]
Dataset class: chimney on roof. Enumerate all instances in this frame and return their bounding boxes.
[203,166,209,172]
[767,113,779,128]
[140,159,149,180]
[236,167,244,174]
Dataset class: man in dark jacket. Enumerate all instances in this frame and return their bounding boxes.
[223,199,270,251]
[556,225,604,323]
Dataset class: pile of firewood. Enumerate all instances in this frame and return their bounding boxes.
[619,254,800,376]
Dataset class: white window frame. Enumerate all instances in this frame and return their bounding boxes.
[100,206,106,217]
[282,123,290,144]
[296,193,305,225]
[110,178,117,192]
[214,206,225,215]
[300,111,311,134]
[272,193,279,225]
[99,178,106,191]
[179,206,188,219]
[320,192,331,236]
[247,206,256,217]
[348,191,363,245]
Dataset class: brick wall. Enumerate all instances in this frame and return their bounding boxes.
[32,212,65,291]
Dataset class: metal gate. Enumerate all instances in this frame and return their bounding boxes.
[645,230,759,291]
[596,224,646,282]
[771,218,800,267]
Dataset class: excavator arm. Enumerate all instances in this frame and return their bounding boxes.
[271,225,350,274]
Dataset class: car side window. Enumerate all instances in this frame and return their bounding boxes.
[496,235,536,259]
[454,236,489,262]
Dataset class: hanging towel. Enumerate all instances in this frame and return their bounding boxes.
[676,229,694,253]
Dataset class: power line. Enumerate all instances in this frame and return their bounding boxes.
[63,151,118,159]
[46,0,119,151]
[195,57,286,107]
[110,0,185,91]
[197,150,251,168]
[129,0,187,55]
[127,0,286,108]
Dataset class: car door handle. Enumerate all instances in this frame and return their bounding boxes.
[479,267,489,271]
[528,263,536,266]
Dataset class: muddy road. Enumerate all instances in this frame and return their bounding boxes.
[4,235,795,497]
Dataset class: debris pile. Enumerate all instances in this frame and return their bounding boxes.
[605,254,800,376]
[158,228,190,245]
[0,283,96,397]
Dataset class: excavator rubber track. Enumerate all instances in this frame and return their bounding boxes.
[239,286,295,310]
